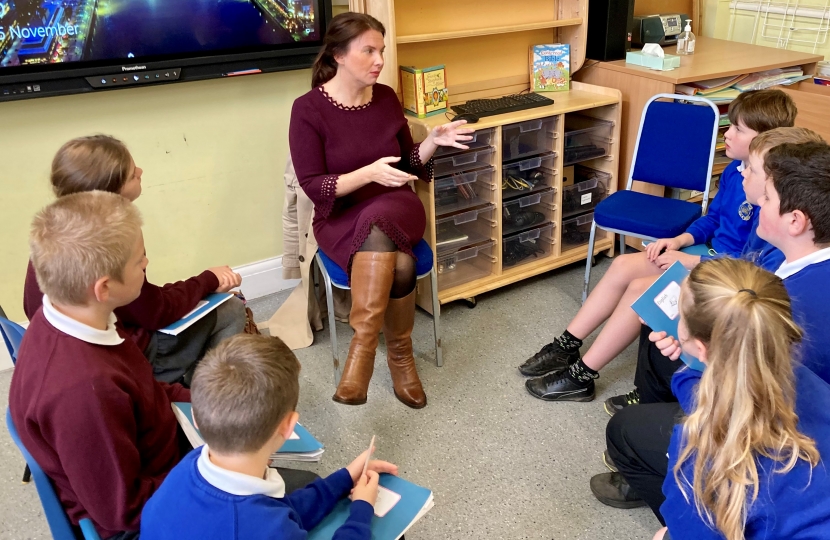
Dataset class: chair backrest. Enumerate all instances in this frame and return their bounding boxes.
[0,317,26,364]
[628,94,720,212]
[5,409,82,540]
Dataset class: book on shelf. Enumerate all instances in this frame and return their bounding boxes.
[308,473,434,540]
[400,64,447,118]
[171,402,325,463]
[530,44,569,92]
[159,292,233,336]
[630,261,706,372]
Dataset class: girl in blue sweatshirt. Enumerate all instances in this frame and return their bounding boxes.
[657,258,830,540]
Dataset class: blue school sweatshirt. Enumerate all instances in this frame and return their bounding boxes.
[685,161,756,257]
[700,212,785,272]
[782,258,830,384]
[663,366,830,540]
[140,449,373,540]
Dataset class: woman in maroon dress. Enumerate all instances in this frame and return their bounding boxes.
[289,13,471,408]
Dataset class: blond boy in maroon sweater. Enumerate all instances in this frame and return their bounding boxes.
[10,192,190,539]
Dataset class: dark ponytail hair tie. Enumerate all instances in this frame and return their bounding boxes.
[738,288,757,297]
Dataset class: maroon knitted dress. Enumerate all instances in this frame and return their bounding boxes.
[289,83,433,276]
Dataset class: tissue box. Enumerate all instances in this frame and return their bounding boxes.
[625,51,680,71]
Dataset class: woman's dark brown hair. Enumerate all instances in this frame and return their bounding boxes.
[311,12,385,89]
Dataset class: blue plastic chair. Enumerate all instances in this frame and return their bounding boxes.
[0,316,25,363]
[6,409,102,540]
[583,93,719,302]
[315,239,442,385]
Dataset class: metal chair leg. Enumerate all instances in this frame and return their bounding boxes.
[429,267,443,367]
[619,233,626,257]
[22,465,31,484]
[318,259,341,386]
[583,221,599,304]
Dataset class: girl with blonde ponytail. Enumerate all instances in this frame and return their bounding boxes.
[657,257,830,540]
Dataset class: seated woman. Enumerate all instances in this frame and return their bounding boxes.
[289,13,471,408]
[650,258,830,539]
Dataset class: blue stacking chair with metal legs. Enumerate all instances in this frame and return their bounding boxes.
[1,315,32,484]
[582,93,719,302]
[314,238,442,385]
[6,409,102,540]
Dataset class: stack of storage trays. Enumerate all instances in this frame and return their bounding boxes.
[501,117,558,269]
[560,114,614,252]
[433,128,498,291]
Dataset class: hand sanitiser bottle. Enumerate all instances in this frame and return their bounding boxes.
[676,20,696,55]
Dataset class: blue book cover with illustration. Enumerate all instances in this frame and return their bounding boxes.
[530,44,570,92]
[630,262,706,372]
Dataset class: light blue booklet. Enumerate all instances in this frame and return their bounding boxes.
[631,261,706,372]
[171,402,324,462]
[159,292,234,336]
[308,473,434,540]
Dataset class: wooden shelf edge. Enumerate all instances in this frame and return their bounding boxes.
[397,18,583,44]
[436,238,614,304]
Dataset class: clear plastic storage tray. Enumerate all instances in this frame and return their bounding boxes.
[433,146,496,177]
[561,166,610,218]
[501,188,556,236]
[563,115,613,166]
[502,152,557,201]
[561,212,606,251]
[437,240,497,291]
[435,204,496,255]
[501,117,557,161]
[502,222,556,269]
[434,128,495,158]
[434,166,497,217]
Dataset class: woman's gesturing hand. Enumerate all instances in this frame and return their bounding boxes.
[367,156,418,187]
[430,120,475,150]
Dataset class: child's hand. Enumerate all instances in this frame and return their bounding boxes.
[649,331,682,361]
[209,266,242,292]
[345,446,398,484]
[351,470,380,507]
[646,238,681,261]
[656,250,700,271]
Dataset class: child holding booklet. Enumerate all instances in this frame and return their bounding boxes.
[23,135,247,383]
[521,89,798,403]
[142,334,399,540]
[10,192,192,539]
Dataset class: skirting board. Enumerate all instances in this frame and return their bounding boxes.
[0,255,299,372]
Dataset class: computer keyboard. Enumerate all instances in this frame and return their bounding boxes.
[451,93,555,118]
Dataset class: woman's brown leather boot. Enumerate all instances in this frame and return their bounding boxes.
[332,251,396,405]
[383,289,427,409]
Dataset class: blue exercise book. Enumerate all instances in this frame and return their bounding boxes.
[159,292,234,336]
[630,261,706,372]
[308,473,434,540]
[642,240,714,257]
[171,402,324,462]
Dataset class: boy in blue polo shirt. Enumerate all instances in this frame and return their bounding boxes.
[522,89,798,403]
[141,334,399,540]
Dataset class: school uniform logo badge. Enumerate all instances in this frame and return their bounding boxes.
[739,201,754,221]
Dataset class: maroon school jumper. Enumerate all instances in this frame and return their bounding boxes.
[9,308,191,538]
[289,83,433,276]
[23,261,219,351]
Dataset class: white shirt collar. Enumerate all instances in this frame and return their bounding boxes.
[775,246,830,279]
[737,161,745,173]
[197,445,286,498]
[41,295,124,346]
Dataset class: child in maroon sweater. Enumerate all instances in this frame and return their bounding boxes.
[10,192,191,539]
[22,135,247,383]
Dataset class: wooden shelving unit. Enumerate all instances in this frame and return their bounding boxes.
[349,0,621,310]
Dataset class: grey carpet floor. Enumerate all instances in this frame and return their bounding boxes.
[0,255,659,539]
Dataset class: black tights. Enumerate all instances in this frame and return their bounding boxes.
[358,226,416,298]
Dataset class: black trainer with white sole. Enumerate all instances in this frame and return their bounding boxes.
[518,341,581,377]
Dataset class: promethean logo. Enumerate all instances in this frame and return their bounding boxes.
[121,65,147,72]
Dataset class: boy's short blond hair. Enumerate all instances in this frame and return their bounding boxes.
[31,191,142,306]
[749,126,825,155]
[728,89,797,133]
[191,334,301,454]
